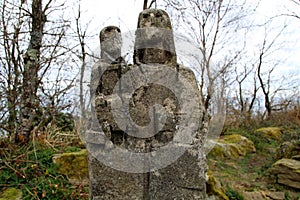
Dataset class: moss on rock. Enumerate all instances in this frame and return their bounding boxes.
[270,158,300,189]
[276,140,300,159]
[53,149,88,185]
[255,127,282,140]
[206,170,229,200]
[0,188,22,200]
[208,134,256,159]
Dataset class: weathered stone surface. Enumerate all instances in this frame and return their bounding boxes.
[100,26,122,63]
[148,148,206,199]
[243,191,265,200]
[88,8,206,199]
[208,134,256,159]
[0,188,22,200]
[243,191,285,200]
[53,149,89,185]
[88,146,147,199]
[266,191,285,200]
[254,127,282,140]
[206,170,229,200]
[276,140,300,159]
[270,158,300,189]
[134,9,177,65]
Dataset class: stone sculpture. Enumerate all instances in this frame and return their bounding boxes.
[87,9,207,199]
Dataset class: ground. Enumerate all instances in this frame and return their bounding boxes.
[0,126,299,199]
[208,127,300,200]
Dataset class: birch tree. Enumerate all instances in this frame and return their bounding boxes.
[0,0,78,143]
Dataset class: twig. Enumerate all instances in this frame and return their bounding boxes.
[32,127,38,161]
[148,0,157,9]
[44,139,59,152]
[0,184,22,187]
[4,161,26,179]
[2,159,38,164]
[53,133,77,137]
[24,186,41,200]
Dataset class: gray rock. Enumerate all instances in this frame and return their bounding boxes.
[270,158,300,189]
[243,191,266,200]
[266,191,285,200]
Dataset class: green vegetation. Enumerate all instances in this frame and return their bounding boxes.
[209,124,300,200]
[206,170,229,200]
[0,135,88,199]
[225,186,244,200]
[1,101,299,199]
[0,188,22,200]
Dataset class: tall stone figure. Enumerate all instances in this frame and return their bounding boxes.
[87,9,207,199]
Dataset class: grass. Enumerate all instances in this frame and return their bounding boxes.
[225,186,244,200]
[1,117,299,199]
[0,138,88,199]
[209,126,300,199]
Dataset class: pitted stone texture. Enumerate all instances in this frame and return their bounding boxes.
[134,9,177,65]
[100,26,122,63]
[88,9,207,199]
[93,64,181,152]
[88,148,147,199]
[149,148,207,199]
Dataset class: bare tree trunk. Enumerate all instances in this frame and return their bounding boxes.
[143,0,148,10]
[18,0,46,143]
[76,4,87,119]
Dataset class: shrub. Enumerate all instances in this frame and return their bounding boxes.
[225,187,244,200]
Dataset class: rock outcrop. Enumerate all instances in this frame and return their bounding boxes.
[270,158,300,189]
[0,188,22,200]
[254,127,282,140]
[243,191,265,200]
[52,149,88,185]
[276,140,300,159]
[243,191,286,200]
[206,170,229,200]
[208,134,256,159]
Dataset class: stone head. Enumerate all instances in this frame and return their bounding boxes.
[137,9,172,29]
[100,26,122,63]
[134,9,176,65]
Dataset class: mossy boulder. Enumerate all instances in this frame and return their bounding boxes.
[276,140,300,159]
[270,158,300,189]
[254,127,282,140]
[208,134,256,159]
[242,191,264,200]
[53,149,88,185]
[0,188,22,200]
[206,170,229,200]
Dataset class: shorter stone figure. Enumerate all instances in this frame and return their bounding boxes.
[100,26,122,63]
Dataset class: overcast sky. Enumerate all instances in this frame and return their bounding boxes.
[78,0,299,33]
[76,0,300,81]
[79,0,143,33]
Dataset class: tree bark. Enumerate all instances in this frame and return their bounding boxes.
[18,0,46,143]
[143,0,148,10]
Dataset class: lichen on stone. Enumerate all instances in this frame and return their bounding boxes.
[208,134,256,159]
[52,149,88,185]
[270,158,300,189]
[255,127,282,140]
[206,170,229,200]
[0,188,22,200]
